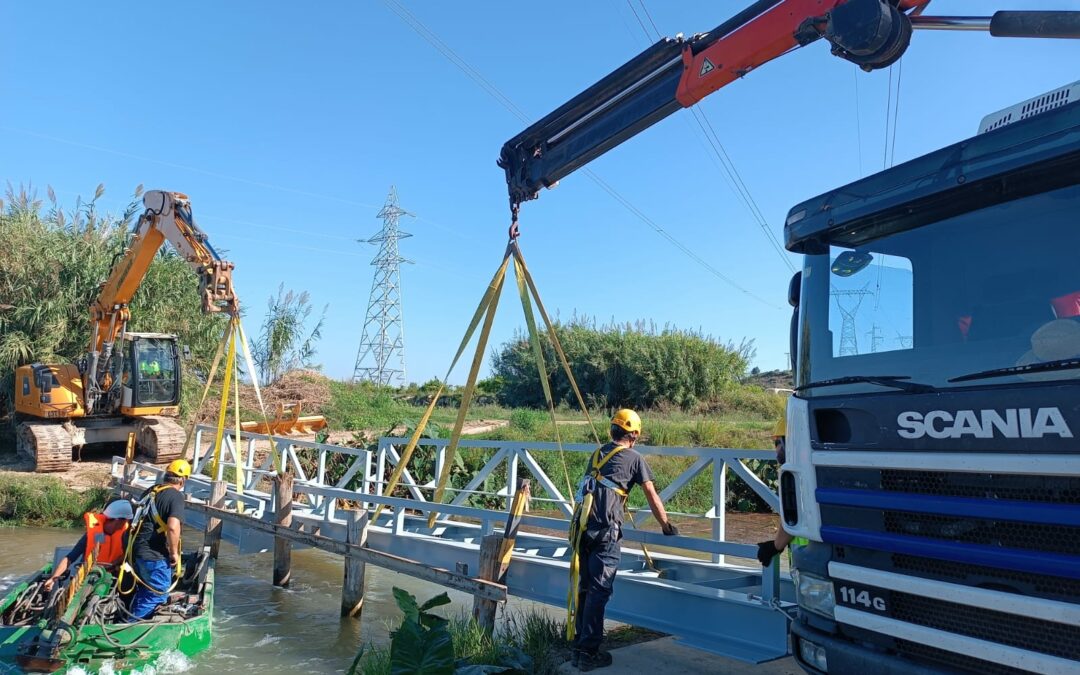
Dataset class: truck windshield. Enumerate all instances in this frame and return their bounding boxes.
[797,183,1080,396]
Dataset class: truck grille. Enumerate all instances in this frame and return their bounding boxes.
[891,592,1080,660]
[892,553,1080,603]
[883,510,1080,556]
[879,470,1080,504]
[894,640,1030,675]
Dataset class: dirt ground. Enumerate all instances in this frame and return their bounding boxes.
[0,450,118,491]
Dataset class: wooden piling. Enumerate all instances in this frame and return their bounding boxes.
[121,463,137,501]
[472,534,503,633]
[473,479,529,633]
[204,480,228,559]
[273,472,294,587]
[341,508,368,617]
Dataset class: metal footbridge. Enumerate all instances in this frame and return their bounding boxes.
[112,425,794,663]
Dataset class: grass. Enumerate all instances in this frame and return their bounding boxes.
[353,608,658,675]
[321,378,783,514]
[0,475,112,527]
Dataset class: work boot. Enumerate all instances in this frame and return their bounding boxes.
[575,650,613,671]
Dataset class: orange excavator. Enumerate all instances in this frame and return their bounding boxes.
[14,191,237,471]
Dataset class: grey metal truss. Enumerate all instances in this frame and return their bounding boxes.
[832,287,874,357]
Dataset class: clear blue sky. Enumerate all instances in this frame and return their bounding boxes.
[3,1,1076,384]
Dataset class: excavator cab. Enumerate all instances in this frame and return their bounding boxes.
[121,334,181,413]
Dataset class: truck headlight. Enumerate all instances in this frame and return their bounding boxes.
[793,570,835,619]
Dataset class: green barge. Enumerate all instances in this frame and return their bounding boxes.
[0,549,213,673]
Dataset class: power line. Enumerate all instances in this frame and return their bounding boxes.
[635,0,661,35]
[0,126,384,210]
[883,65,893,170]
[381,0,785,309]
[853,66,864,176]
[624,0,652,39]
[626,2,795,272]
[889,59,904,168]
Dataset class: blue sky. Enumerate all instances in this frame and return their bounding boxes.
[3,1,1076,384]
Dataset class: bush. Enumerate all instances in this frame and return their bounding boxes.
[490,318,754,411]
[0,475,111,527]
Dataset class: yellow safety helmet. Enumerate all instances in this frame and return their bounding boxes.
[611,408,642,434]
[165,459,192,478]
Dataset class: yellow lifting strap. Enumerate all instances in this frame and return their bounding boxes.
[184,316,283,489]
[566,490,593,642]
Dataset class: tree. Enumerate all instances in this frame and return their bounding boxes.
[490,317,755,410]
[250,283,327,386]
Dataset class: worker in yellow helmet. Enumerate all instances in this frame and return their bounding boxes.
[127,459,190,621]
[571,409,677,671]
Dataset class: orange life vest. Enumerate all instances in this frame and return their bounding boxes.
[83,512,128,566]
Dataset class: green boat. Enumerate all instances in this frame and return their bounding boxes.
[0,547,213,673]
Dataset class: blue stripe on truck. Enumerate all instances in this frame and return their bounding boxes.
[816,488,1080,527]
[820,526,1080,580]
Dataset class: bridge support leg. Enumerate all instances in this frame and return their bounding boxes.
[342,509,368,618]
[205,480,227,560]
[122,463,137,500]
[472,534,502,633]
[274,472,294,587]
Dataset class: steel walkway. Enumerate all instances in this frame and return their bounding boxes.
[112,425,794,663]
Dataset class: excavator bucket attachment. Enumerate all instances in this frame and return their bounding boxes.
[241,401,327,436]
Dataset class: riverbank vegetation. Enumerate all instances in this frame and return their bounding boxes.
[0,475,110,527]
[350,588,659,675]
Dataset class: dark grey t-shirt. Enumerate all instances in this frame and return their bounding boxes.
[585,442,654,533]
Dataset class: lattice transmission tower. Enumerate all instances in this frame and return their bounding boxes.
[352,186,414,385]
[832,288,874,356]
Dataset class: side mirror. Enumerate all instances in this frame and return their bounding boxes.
[181,345,192,361]
[831,250,873,277]
[788,271,802,308]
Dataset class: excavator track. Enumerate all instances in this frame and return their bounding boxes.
[136,416,187,463]
[16,422,73,473]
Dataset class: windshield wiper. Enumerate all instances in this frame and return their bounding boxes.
[947,358,1080,383]
[796,375,937,394]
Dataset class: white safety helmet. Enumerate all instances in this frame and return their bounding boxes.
[103,499,135,520]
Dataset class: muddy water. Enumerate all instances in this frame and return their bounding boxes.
[0,527,561,674]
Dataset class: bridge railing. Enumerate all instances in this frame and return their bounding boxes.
[190,425,780,567]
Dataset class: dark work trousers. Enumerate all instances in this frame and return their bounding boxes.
[573,526,622,653]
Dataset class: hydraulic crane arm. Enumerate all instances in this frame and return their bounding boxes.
[498,0,1080,212]
[84,191,236,412]
[90,190,236,353]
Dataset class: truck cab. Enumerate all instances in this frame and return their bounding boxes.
[781,84,1080,673]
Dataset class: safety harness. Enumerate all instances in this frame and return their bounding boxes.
[566,443,628,641]
[116,483,182,597]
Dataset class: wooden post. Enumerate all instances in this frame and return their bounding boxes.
[204,480,228,559]
[473,479,529,633]
[472,534,503,633]
[122,463,137,501]
[341,508,368,617]
[273,472,294,587]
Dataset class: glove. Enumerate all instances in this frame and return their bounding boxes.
[660,520,679,536]
[756,540,782,566]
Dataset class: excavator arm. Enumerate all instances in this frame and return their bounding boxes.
[85,191,237,412]
[499,0,1080,212]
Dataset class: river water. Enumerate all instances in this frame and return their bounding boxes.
[0,527,561,674]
